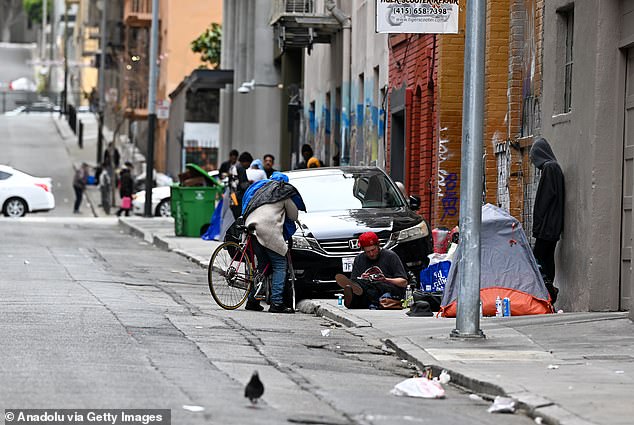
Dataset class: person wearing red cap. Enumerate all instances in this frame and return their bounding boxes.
[335,231,408,308]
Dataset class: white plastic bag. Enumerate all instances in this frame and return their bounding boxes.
[487,396,516,413]
[427,252,451,266]
[390,377,446,399]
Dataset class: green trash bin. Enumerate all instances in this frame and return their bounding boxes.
[171,163,223,237]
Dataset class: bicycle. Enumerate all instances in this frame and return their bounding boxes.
[207,222,296,310]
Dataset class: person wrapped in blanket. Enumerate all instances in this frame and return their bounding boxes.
[241,172,306,313]
[335,232,408,309]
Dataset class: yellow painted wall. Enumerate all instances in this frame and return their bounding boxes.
[155,0,222,172]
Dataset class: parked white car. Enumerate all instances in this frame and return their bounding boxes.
[0,165,55,217]
[132,185,171,217]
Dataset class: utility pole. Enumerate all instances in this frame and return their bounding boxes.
[144,0,159,217]
[451,0,486,339]
[62,1,68,116]
[97,0,107,164]
[41,0,47,61]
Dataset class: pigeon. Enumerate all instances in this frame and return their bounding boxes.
[244,371,264,404]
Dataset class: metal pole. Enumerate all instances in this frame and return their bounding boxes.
[62,2,68,116]
[78,121,83,149]
[144,0,159,217]
[41,0,47,61]
[97,0,107,165]
[451,0,486,339]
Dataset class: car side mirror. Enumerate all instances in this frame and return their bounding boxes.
[409,195,421,210]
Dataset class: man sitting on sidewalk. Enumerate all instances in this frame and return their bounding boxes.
[335,232,408,309]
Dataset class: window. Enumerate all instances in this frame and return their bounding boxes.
[557,6,574,114]
[0,171,11,180]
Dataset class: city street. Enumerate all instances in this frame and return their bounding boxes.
[0,114,88,216]
[0,116,537,424]
[0,219,535,425]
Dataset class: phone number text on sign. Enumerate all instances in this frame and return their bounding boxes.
[391,7,450,15]
[376,1,459,34]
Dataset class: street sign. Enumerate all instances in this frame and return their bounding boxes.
[156,99,170,120]
[375,1,460,34]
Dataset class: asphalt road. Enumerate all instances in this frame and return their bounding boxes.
[0,114,82,216]
[0,218,537,425]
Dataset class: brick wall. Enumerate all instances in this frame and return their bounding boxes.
[387,34,437,221]
[386,0,541,230]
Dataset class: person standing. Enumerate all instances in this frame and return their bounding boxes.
[219,149,239,177]
[241,172,306,313]
[335,232,408,309]
[263,154,277,178]
[296,144,322,169]
[229,152,254,218]
[98,161,112,215]
[72,163,89,214]
[116,166,134,217]
[530,137,565,305]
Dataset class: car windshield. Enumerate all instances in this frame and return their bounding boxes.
[290,172,405,212]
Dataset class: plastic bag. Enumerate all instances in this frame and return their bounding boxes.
[487,396,516,413]
[420,261,451,292]
[390,377,445,398]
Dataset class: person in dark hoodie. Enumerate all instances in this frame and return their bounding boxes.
[529,137,565,305]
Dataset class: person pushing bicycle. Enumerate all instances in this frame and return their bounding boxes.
[240,172,306,313]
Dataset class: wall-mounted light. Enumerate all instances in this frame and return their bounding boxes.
[237,79,283,94]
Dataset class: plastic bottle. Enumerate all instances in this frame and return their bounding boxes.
[495,296,503,317]
[336,293,344,308]
[503,297,511,317]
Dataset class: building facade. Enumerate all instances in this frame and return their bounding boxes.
[219,0,283,168]
[542,0,633,313]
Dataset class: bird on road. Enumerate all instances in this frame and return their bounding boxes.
[245,371,264,405]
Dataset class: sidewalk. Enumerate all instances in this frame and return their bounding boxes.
[116,216,633,425]
[53,113,151,218]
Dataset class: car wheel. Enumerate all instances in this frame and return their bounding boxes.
[155,198,171,217]
[3,197,27,217]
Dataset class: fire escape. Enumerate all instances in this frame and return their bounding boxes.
[270,0,341,53]
[122,0,152,120]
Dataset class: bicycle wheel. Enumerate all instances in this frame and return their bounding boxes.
[208,241,254,309]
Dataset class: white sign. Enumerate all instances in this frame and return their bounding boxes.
[157,99,170,120]
[376,1,459,34]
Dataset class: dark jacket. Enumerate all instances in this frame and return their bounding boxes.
[119,169,134,198]
[530,138,565,241]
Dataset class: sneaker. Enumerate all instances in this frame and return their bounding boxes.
[268,303,294,314]
[335,274,363,295]
[245,300,264,311]
[343,285,354,309]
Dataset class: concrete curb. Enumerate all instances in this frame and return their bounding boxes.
[295,298,588,425]
[52,115,74,140]
[115,218,596,425]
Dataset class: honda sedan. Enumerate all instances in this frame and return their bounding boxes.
[0,165,55,217]
[286,167,433,294]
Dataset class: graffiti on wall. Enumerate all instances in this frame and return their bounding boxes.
[436,132,458,221]
[303,78,385,167]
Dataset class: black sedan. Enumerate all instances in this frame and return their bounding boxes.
[287,167,433,294]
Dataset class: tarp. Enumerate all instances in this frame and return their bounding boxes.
[440,204,553,317]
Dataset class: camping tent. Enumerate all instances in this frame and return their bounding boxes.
[440,204,553,317]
